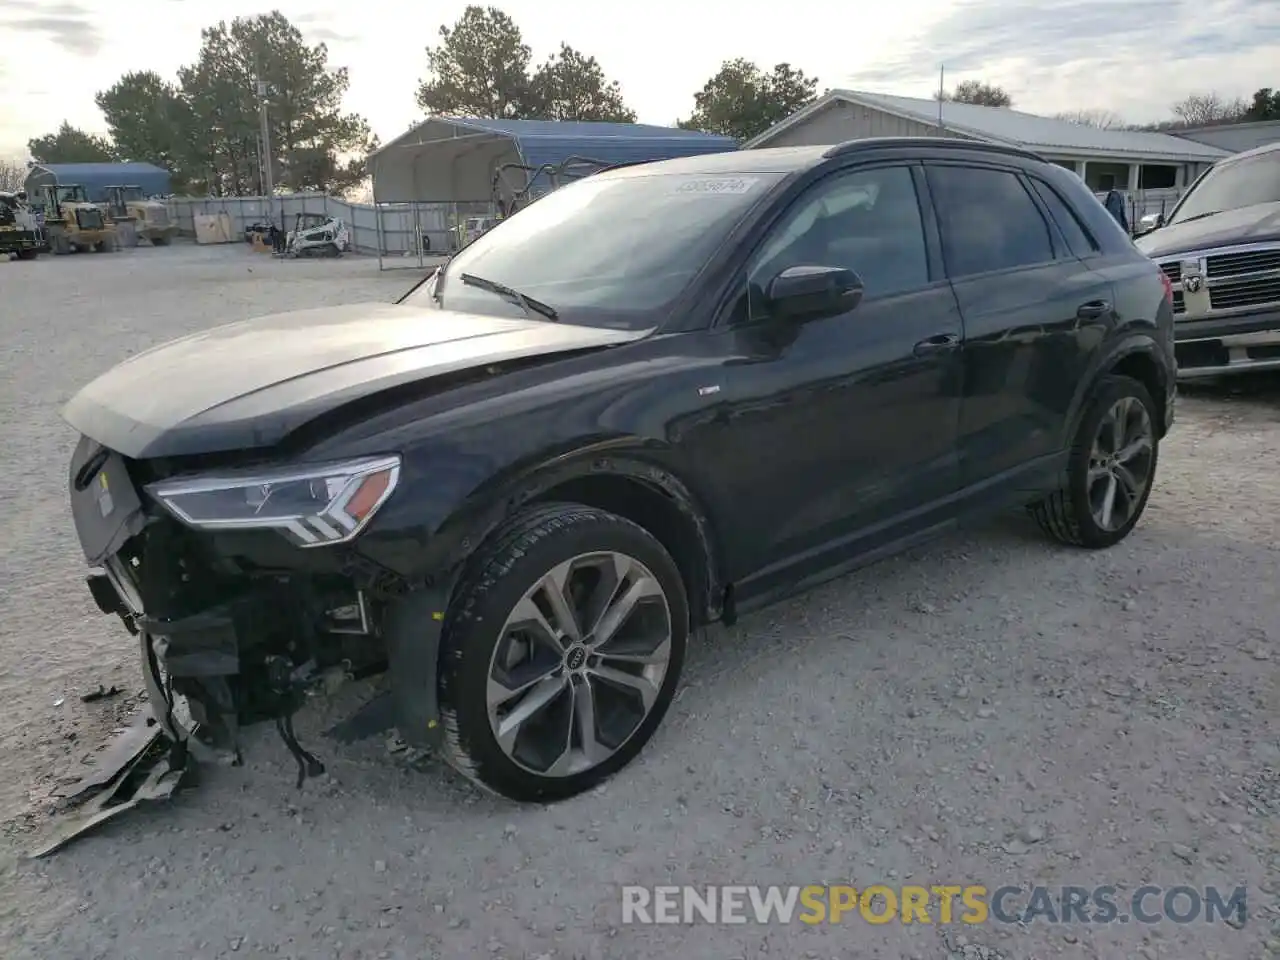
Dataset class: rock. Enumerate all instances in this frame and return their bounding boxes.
[976,708,996,719]
[374,860,388,874]
[1003,839,1029,855]
[1122,599,1137,612]
[1253,647,1271,660]
[1227,822,1243,835]
[1018,823,1046,844]
[955,686,971,700]
[1170,842,1194,863]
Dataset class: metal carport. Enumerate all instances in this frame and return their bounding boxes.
[368,117,738,205]
[24,162,173,202]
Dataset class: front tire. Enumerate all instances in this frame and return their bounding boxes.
[1030,374,1159,548]
[436,503,688,802]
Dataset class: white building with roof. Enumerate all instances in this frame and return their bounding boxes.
[745,90,1231,221]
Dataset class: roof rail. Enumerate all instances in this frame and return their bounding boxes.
[821,137,1047,164]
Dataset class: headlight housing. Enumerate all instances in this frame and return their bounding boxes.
[146,455,401,548]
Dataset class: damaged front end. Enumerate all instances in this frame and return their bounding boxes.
[70,435,410,789]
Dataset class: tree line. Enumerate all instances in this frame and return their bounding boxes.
[20,4,1280,195]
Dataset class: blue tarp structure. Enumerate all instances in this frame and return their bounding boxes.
[24,162,173,202]
[369,117,737,204]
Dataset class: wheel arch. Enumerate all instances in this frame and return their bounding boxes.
[413,441,726,629]
[1062,334,1171,448]
[380,445,725,752]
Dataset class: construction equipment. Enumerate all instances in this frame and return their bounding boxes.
[32,184,116,255]
[284,211,349,258]
[103,185,175,245]
[0,190,44,260]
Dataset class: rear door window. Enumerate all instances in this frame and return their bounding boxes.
[925,165,1056,278]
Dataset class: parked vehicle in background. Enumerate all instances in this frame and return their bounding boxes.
[64,138,1175,804]
[0,190,44,259]
[1136,141,1280,379]
[286,211,349,257]
[32,183,116,254]
[454,215,500,250]
[103,185,175,246]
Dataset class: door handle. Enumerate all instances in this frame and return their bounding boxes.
[1076,300,1112,320]
[913,333,961,357]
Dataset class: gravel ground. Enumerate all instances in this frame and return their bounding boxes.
[1,243,1277,960]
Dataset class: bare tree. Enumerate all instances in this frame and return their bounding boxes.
[0,157,26,192]
[935,80,1013,107]
[1054,108,1123,129]
[1170,92,1248,126]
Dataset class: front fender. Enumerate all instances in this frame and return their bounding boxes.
[372,441,723,750]
[358,433,721,588]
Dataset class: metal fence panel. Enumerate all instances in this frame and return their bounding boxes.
[163,193,494,267]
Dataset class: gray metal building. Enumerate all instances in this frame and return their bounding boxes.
[1172,119,1280,155]
[745,90,1229,197]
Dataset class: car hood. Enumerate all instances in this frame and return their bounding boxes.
[63,302,646,459]
[1135,201,1280,259]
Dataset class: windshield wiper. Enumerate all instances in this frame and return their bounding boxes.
[1170,210,1224,226]
[459,273,559,322]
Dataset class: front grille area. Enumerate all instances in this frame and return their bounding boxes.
[1206,249,1280,278]
[1157,261,1186,314]
[1163,245,1280,316]
[76,208,104,230]
[1210,276,1280,311]
[149,207,169,226]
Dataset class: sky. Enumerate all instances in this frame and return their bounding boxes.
[1,0,1278,158]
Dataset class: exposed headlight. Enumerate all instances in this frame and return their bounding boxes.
[146,455,401,548]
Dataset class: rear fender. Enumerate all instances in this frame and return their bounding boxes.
[1061,332,1172,448]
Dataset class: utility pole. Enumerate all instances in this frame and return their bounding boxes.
[255,77,274,199]
[937,64,945,128]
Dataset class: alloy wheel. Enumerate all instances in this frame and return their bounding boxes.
[485,551,674,777]
[1087,395,1155,532]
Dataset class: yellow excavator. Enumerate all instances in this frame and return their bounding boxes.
[33,183,116,254]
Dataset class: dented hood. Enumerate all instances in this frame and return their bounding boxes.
[62,301,644,459]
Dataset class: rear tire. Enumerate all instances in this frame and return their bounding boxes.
[1030,374,1159,549]
[16,249,37,260]
[435,503,688,802]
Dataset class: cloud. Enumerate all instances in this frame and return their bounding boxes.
[292,10,355,44]
[0,0,103,55]
[847,0,1280,121]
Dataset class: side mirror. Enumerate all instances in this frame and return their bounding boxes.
[766,265,864,322]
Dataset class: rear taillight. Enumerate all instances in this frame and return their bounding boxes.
[1159,270,1173,303]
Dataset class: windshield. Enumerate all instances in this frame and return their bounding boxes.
[120,186,144,201]
[55,186,87,204]
[410,169,783,329]
[1170,153,1280,224]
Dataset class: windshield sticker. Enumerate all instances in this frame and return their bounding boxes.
[672,177,761,195]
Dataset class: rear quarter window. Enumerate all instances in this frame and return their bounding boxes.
[1028,178,1101,258]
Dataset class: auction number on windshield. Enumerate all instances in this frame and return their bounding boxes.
[673,177,760,195]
